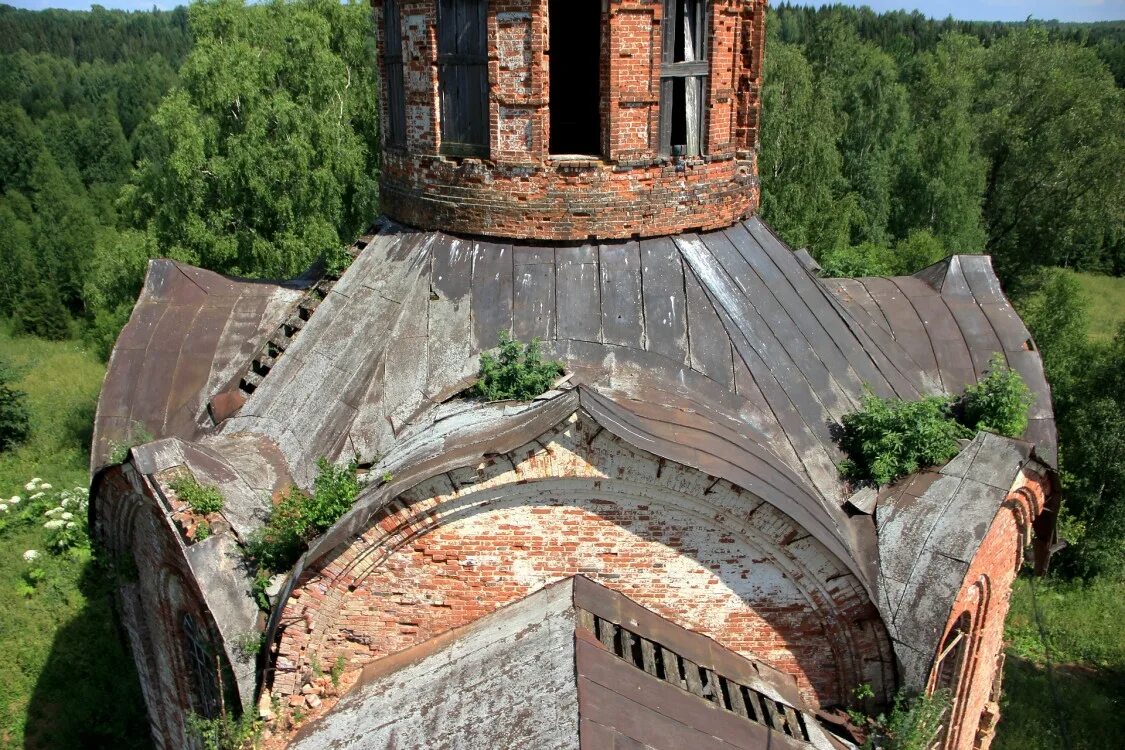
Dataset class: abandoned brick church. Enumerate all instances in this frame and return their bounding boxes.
[90,1,1060,749]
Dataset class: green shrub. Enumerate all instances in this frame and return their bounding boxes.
[323,245,355,279]
[471,332,564,402]
[107,420,155,464]
[246,459,360,574]
[959,354,1034,438]
[839,393,970,486]
[862,690,951,750]
[0,358,31,452]
[820,242,899,277]
[330,654,347,687]
[170,476,225,515]
[185,711,260,750]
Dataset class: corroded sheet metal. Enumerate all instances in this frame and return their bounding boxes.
[827,257,1057,462]
[292,577,827,750]
[97,214,1058,719]
[873,432,1037,689]
[291,578,582,750]
[92,259,303,470]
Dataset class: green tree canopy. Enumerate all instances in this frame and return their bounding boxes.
[977,28,1125,280]
[122,0,381,279]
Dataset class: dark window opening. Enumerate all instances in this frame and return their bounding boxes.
[549,0,601,156]
[933,613,972,746]
[660,0,708,156]
[438,0,489,157]
[384,0,406,147]
[182,613,220,718]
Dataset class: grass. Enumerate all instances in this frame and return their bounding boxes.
[1072,271,1125,342]
[0,323,150,749]
[994,574,1125,749]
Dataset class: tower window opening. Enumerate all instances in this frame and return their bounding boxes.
[549,0,602,156]
[383,0,406,147]
[438,0,489,157]
[660,0,708,157]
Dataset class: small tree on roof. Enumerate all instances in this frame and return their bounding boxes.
[472,332,564,402]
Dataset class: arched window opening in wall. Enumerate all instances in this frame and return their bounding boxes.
[548,0,602,156]
[383,0,407,148]
[437,0,489,157]
[660,0,708,157]
[932,612,972,747]
[182,613,220,719]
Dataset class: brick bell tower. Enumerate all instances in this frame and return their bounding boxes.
[372,0,768,240]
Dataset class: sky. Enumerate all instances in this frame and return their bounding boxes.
[3,0,1124,22]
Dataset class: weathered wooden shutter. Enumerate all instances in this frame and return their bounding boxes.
[384,0,407,147]
[438,0,489,157]
[660,0,708,157]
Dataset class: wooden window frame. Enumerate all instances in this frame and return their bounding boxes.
[659,0,709,157]
[383,0,407,148]
[437,0,490,158]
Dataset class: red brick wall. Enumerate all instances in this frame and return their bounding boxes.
[93,467,234,750]
[928,470,1053,750]
[269,415,895,729]
[371,0,768,240]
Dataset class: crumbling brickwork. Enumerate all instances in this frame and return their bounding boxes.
[269,413,895,726]
[93,466,234,750]
[371,0,768,240]
[929,470,1053,750]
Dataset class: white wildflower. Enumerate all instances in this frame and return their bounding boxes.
[65,522,76,529]
[39,483,52,490]
[60,512,74,521]
[22,550,39,562]
[0,504,8,513]
[44,519,65,530]
[60,498,72,508]
[30,492,45,500]
[9,496,20,505]
[45,507,63,516]
[24,480,38,491]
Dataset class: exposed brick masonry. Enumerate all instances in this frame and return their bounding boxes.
[372,0,768,240]
[930,470,1053,750]
[269,412,896,733]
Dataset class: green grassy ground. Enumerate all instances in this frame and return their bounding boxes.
[994,576,1125,749]
[1073,271,1125,342]
[0,324,150,749]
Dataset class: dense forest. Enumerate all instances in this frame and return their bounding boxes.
[0,0,1121,574]
[762,3,1125,578]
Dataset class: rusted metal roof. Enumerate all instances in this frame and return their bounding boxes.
[91,259,304,470]
[873,432,1046,689]
[95,215,1057,716]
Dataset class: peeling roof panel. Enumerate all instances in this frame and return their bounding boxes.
[92,260,303,470]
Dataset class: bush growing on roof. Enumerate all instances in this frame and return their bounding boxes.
[839,360,1034,487]
[838,392,971,487]
[471,332,564,402]
[958,354,1034,438]
[170,475,225,515]
[246,458,360,574]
